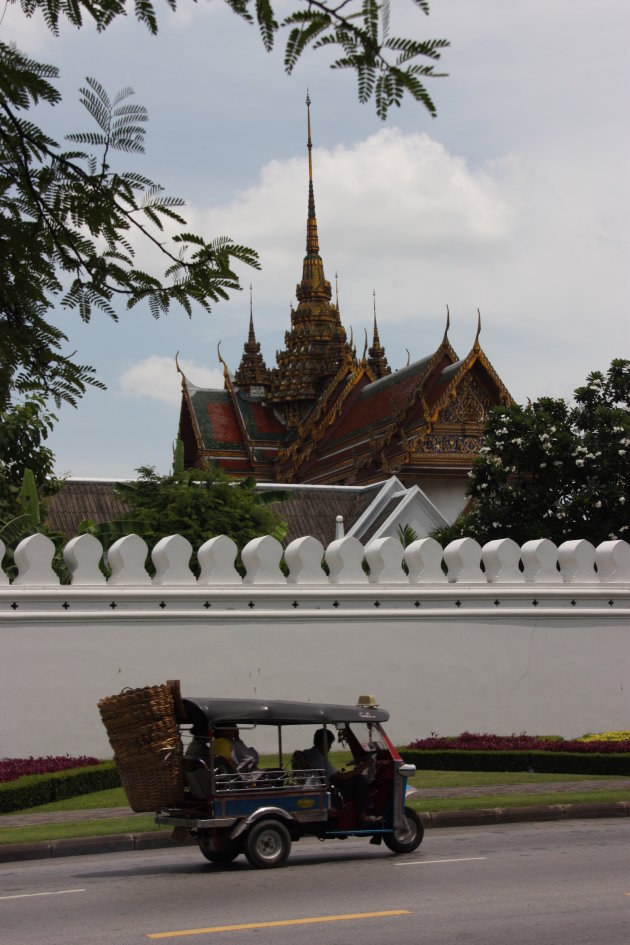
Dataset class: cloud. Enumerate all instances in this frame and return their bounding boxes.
[185,128,517,330]
[119,356,224,405]
[175,123,627,409]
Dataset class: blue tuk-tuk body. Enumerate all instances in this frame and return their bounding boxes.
[155,696,423,868]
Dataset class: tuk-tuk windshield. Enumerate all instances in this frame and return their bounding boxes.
[338,722,389,754]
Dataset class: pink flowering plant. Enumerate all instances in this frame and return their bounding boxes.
[433,358,629,546]
[409,732,630,753]
[0,755,100,783]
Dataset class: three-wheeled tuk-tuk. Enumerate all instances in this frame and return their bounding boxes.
[155,696,423,869]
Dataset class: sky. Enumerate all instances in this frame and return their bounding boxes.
[4,1,629,479]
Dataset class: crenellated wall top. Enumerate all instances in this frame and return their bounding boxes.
[1,533,629,589]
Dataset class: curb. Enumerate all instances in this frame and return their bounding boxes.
[418,800,630,829]
[1,802,628,864]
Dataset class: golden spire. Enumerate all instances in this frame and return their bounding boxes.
[248,283,255,343]
[305,90,319,257]
[373,290,380,343]
[367,290,390,379]
[267,94,356,424]
[234,285,270,391]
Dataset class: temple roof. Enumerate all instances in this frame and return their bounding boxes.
[176,105,512,490]
[46,479,384,546]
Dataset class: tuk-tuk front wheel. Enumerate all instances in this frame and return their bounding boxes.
[245,819,291,869]
[198,829,241,864]
[384,807,424,854]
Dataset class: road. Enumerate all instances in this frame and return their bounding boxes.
[1,819,629,945]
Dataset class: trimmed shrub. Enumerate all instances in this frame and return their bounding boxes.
[407,732,630,753]
[578,731,630,743]
[0,762,121,814]
[400,749,630,776]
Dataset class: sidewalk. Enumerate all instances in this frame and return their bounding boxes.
[1,779,628,863]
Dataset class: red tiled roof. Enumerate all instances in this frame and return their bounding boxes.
[248,402,285,436]
[208,403,243,446]
[327,370,423,442]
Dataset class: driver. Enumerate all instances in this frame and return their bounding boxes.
[303,728,378,824]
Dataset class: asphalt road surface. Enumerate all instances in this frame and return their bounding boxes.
[1,819,629,945]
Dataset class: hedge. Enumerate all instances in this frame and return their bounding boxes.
[0,762,121,814]
[400,749,630,776]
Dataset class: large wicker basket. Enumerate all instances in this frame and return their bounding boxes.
[98,683,185,812]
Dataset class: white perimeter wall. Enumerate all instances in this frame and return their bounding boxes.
[1,533,629,757]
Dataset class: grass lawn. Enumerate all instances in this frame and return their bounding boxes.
[1,764,626,846]
[4,766,617,816]
[407,790,630,815]
[0,816,157,846]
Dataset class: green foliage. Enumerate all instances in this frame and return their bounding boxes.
[0,399,67,579]
[397,523,419,548]
[401,749,630,777]
[2,0,448,494]
[172,438,185,475]
[80,466,288,573]
[0,762,120,814]
[0,397,57,519]
[433,360,630,547]
[18,469,40,526]
[12,0,448,120]
[281,0,448,119]
[0,50,259,408]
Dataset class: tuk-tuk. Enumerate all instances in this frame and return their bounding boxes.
[155,695,423,868]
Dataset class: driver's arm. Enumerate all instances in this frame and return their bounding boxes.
[333,759,370,781]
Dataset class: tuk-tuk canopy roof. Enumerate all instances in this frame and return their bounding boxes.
[182,697,389,727]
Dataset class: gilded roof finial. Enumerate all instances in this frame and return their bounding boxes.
[362,328,368,363]
[305,90,319,256]
[306,90,313,181]
[443,304,450,344]
[367,289,390,378]
[175,350,182,376]
[335,271,339,310]
[248,284,256,343]
[372,290,381,343]
[474,308,481,350]
[217,341,229,381]
[406,348,411,366]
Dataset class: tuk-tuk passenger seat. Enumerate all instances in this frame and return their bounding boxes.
[182,757,212,801]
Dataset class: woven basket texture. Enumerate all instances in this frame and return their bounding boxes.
[98,683,185,812]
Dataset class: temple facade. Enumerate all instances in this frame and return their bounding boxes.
[177,99,512,522]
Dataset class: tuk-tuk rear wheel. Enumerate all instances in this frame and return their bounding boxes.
[245,819,291,869]
[383,807,424,854]
[198,829,241,864]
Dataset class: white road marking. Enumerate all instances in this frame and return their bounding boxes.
[394,856,487,867]
[0,888,86,901]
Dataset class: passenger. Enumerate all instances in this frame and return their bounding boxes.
[302,728,378,824]
[185,721,211,761]
[213,724,259,773]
